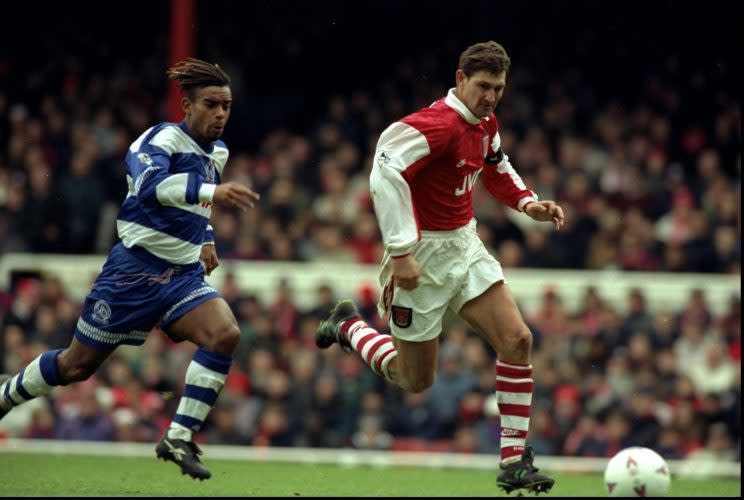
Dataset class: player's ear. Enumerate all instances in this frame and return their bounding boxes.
[455,69,466,90]
[181,96,192,116]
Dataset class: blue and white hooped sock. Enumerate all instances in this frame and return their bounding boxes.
[167,348,232,441]
[0,349,64,411]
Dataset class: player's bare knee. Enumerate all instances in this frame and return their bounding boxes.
[511,326,533,358]
[209,322,240,355]
[59,361,98,384]
[402,374,435,393]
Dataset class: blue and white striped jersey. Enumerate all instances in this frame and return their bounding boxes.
[117,121,228,265]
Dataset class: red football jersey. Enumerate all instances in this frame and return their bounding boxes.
[370,89,536,256]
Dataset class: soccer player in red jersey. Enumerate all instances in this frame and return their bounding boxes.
[316,41,562,495]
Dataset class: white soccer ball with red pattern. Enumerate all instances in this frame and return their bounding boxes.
[604,446,671,497]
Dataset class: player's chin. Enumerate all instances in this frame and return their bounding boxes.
[477,108,494,119]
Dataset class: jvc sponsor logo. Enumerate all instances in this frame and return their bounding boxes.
[455,168,482,196]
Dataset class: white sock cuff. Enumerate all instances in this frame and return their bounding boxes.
[496,359,533,371]
[168,422,193,441]
[380,350,398,380]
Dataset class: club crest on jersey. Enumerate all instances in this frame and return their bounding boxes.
[137,153,154,166]
[481,134,490,159]
[391,306,412,328]
[92,300,111,325]
[205,159,216,183]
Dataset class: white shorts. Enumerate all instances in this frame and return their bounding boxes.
[377,218,506,342]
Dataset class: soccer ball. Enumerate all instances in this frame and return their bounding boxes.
[604,446,672,497]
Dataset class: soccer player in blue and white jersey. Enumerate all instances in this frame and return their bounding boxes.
[0,58,259,480]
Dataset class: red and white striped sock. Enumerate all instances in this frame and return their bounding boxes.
[496,359,533,464]
[340,319,397,378]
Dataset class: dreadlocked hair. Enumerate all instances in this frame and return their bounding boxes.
[167,58,231,99]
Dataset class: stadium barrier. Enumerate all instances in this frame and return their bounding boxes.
[0,253,740,316]
[0,438,739,479]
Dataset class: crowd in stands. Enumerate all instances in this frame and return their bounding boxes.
[0,3,740,463]
[0,39,740,271]
[0,272,740,462]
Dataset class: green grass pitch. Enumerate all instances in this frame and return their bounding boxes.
[0,452,740,496]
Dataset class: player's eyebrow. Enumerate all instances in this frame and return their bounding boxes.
[479,80,504,89]
[204,98,232,105]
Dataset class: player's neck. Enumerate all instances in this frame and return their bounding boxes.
[447,88,481,124]
[179,121,213,151]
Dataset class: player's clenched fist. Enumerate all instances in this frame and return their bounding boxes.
[213,181,260,211]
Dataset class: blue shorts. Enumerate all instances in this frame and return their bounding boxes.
[74,243,220,350]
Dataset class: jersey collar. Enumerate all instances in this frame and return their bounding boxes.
[178,121,215,154]
[445,88,481,125]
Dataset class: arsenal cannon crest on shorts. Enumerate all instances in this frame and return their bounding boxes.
[391,305,413,328]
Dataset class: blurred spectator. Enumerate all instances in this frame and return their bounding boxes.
[678,422,738,477]
[387,390,438,440]
[253,401,293,447]
[525,405,558,456]
[58,149,105,252]
[55,392,116,441]
[308,373,346,447]
[656,426,686,460]
[677,288,713,328]
[268,278,300,341]
[688,342,737,396]
[345,211,384,264]
[622,288,654,336]
[23,403,56,440]
[16,162,70,252]
[600,410,634,458]
[204,397,251,445]
[529,288,570,339]
[428,343,477,439]
[562,415,604,457]
[674,318,718,378]
[496,239,523,268]
[450,425,479,454]
[713,225,740,274]
[351,413,393,450]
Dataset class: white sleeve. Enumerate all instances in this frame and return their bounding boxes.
[369,122,430,256]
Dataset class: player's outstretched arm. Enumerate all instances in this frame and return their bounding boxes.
[213,181,260,211]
